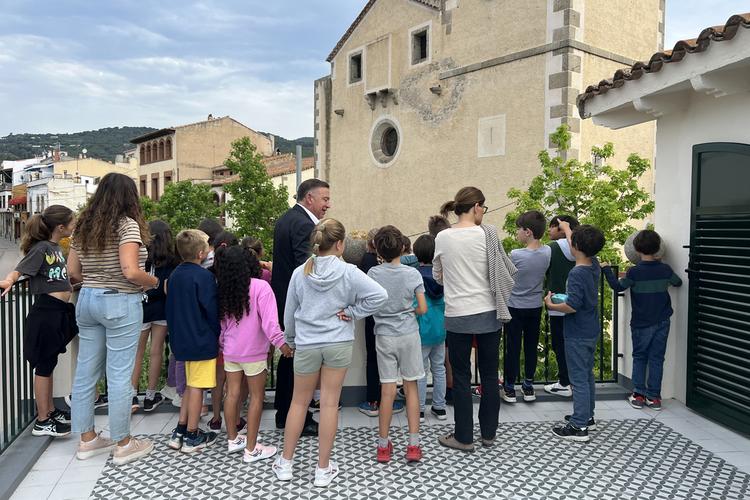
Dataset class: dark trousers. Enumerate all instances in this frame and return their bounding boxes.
[274,356,314,428]
[550,315,570,386]
[364,316,381,402]
[503,307,542,387]
[447,331,500,444]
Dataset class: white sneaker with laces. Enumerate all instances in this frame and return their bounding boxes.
[313,460,340,487]
[272,456,293,481]
[543,382,572,397]
[227,435,247,454]
[244,443,277,463]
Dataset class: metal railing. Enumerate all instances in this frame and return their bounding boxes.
[1,278,35,454]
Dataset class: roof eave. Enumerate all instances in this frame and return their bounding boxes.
[130,128,176,144]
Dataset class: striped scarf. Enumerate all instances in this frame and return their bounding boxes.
[481,224,518,322]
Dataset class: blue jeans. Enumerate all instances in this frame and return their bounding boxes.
[631,319,670,399]
[418,343,446,412]
[71,288,143,441]
[565,336,597,428]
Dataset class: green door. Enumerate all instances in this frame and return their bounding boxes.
[686,142,750,435]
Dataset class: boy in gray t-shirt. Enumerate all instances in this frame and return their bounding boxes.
[367,226,426,464]
[503,211,552,404]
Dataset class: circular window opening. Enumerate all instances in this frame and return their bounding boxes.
[371,119,401,166]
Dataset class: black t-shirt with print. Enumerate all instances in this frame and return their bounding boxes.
[15,241,73,295]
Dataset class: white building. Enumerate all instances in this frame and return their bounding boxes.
[578,13,750,435]
[26,176,88,214]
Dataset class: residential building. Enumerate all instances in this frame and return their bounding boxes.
[131,115,274,201]
[314,0,663,235]
[578,13,750,436]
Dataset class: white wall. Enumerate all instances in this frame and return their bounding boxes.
[622,90,750,401]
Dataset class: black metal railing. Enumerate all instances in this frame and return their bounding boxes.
[1,278,35,454]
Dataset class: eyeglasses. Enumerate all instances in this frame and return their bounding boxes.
[479,205,489,214]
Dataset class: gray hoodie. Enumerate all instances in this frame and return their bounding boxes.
[284,255,388,349]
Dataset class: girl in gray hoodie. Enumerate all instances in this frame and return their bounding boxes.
[272,218,387,488]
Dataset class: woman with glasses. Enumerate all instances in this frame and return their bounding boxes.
[433,186,516,452]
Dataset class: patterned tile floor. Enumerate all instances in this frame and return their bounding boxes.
[10,399,750,499]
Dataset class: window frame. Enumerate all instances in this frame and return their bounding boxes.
[408,21,432,67]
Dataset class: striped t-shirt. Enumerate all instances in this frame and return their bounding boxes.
[73,217,147,293]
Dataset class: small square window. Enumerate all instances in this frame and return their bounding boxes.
[411,28,428,65]
[349,53,362,84]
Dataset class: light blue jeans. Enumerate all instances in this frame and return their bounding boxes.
[71,288,143,441]
[418,343,447,412]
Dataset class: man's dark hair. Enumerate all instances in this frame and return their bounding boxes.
[428,215,450,236]
[571,225,605,257]
[550,214,580,230]
[401,235,412,254]
[297,179,329,201]
[633,229,661,256]
[413,234,435,264]
[198,218,223,246]
[374,225,404,262]
[516,210,546,239]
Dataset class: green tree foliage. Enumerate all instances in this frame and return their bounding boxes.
[139,196,158,221]
[156,181,220,233]
[502,125,654,264]
[224,138,289,254]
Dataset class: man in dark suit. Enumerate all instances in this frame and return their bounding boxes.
[271,178,331,434]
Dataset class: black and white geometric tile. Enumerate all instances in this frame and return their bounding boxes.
[91,419,750,499]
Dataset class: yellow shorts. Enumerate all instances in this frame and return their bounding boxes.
[224,360,267,377]
[185,359,217,389]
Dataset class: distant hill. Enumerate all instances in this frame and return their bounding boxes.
[0,127,314,162]
[0,127,156,162]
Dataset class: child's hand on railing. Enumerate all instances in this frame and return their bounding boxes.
[0,279,13,297]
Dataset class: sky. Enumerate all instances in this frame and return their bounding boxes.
[0,0,743,139]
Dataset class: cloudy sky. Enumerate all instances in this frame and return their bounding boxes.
[0,0,742,139]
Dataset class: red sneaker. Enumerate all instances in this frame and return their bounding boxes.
[377,441,393,463]
[405,444,422,463]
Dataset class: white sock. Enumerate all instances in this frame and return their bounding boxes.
[145,389,156,400]
[279,456,292,466]
[313,390,321,401]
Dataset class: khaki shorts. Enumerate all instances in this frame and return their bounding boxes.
[224,360,267,377]
[294,342,354,375]
[185,359,217,389]
[376,332,425,383]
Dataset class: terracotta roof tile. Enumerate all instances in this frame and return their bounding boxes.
[326,0,440,62]
[577,13,750,117]
[211,154,314,186]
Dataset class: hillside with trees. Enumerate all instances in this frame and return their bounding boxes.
[0,126,314,162]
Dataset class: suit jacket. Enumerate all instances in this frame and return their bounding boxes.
[271,204,315,327]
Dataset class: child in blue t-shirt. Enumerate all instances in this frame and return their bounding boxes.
[602,230,682,411]
[412,235,447,423]
[545,221,605,443]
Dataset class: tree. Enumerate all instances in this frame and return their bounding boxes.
[502,125,654,264]
[139,196,158,221]
[156,181,220,233]
[224,137,289,254]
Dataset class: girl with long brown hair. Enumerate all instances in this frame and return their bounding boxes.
[0,205,76,438]
[67,173,159,466]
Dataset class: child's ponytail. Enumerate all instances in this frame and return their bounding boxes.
[303,218,346,276]
[20,205,74,254]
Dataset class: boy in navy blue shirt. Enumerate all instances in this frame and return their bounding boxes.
[166,229,221,453]
[602,230,682,411]
[545,222,605,442]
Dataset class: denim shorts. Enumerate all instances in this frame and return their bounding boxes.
[293,342,353,374]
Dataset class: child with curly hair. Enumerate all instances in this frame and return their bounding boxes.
[215,245,292,462]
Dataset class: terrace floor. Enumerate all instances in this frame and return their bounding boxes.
[8,395,750,499]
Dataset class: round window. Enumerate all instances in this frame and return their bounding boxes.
[370,119,401,166]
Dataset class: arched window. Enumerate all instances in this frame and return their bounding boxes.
[165,138,172,159]
[140,146,145,164]
[145,144,151,164]
[158,140,165,161]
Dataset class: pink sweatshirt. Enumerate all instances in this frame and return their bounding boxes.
[219,278,286,363]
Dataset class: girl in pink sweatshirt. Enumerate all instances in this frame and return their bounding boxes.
[215,245,292,463]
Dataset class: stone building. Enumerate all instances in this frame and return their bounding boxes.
[131,115,274,201]
[314,0,663,235]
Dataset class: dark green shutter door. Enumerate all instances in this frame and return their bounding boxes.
[687,143,750,435]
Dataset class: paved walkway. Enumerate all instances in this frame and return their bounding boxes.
[0,236,21,278]
[9,399,750,499]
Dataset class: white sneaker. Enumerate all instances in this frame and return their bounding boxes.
[313,460,340,487]
[244,443,277,463]
[112,437,154,465]
[227,435,247,454]
[76,432,115,460]
[272,456,293,481]
[160,385,178,401]
[544,382,572,397]
[171,393,182,408]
